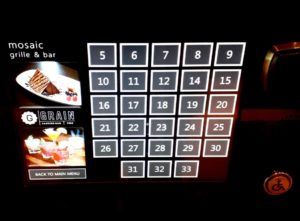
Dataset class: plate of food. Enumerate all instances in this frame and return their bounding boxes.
[16,69,82,106]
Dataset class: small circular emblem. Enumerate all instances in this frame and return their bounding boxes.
[264,171,293,195]
[21,111,37,125]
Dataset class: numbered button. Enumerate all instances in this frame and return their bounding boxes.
[121,161,145,178]
[121,95,147,115]
[205,117,233,137]
[121,118,146,137]
[211,69,241,91]
[148,139,173,157]
[121,139,145,157]
[91,95,117,116]
[179,95,206,115]
[208,94,237,115]
[181,70,209,91]
[87,43,117,67]
[203,139,230,157]
[121,70,147,92]
[120,43,148,67]
[149,118,175,137]
[150,95,176,115]
[174,160,199,178]
[175,139,201,157]
[150,70,178,92]
[177,118,204,137]
[89,70,117,92]
[183,42,213,66]
[152,43,181,66]
[148,161,172,178]
[93,140,118,158]
[214,42,246,66]
[92,118,118,137]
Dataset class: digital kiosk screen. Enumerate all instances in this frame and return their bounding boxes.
[7,41,245,184]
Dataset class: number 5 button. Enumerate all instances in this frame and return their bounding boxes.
[87,43,117,67]
[120,43,149,67]
[152,43,181,67]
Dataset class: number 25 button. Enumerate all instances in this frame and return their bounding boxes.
[152,43,181,66]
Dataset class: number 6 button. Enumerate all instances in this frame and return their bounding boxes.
[120,43,148,67]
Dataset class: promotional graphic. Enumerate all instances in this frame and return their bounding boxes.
[8,43,86,181]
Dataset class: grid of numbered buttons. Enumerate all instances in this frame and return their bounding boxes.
[88,42,245,179]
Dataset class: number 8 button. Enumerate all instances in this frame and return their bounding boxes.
[183,43,213,66]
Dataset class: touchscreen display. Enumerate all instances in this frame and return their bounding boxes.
[7,41,245,183]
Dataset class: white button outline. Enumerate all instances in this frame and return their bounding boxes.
[205,117,234,137]
[91,118,118,138]
[93,139,118,158]
[120,118,146,137]
[148,139,174,157]
[147,160,172,178]
[175,139,202,157]
[214,42,246,66]
[149,94,177,115]
[182,42,213,67]
[177,117,204,137]
[120,95,147,116]
[87,43,117,67]
[180,69,210,92]
[90,95,118,116]
[120,70,148,92]
[174,160,199,178]
[211,69,241,92]
[208,94,237,115]
[149,117,175,137]
[121,161,145,178]
[150,70,179,92]
[178,94,207,115]
[89,70,117,93]
[121,139,146,158]
[151,43,181,67]
[203,139,230,157]
[120,43,149,67]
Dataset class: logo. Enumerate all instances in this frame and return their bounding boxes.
[21,111,38,125]
[263,171,293,195]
